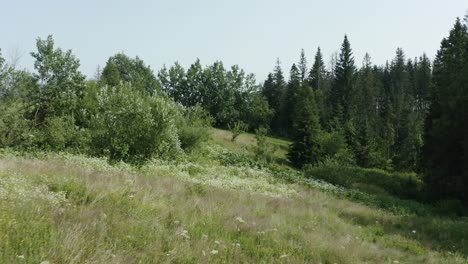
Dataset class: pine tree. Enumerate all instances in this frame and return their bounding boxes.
[330,35,356,122]
[308,47,326,90]
[265,58,286,135]
[298,49,308,82]
[282,64,301,137]
[422,18,468,205]
[288,84,322,168]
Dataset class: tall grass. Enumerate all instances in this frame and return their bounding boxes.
[0,152,467,263]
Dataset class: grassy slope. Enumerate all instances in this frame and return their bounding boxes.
[0,130,467,263]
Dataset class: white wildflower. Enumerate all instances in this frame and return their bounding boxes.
[235,216,245,223]
[412,230,417,234]
[40,261,50,264]
[17,255,24,259]
[214,240,220,245]
[210,249,218,255]
[280,254,288,258]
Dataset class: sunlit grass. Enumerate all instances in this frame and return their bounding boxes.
[0,151,467,263]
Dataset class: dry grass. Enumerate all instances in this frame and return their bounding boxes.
[1,153,467,263]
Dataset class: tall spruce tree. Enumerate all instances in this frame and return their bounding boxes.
[330,35,356,122]
[264,58,286,135]
[422,18,468,205]
[298,49,308,82]
[308,47,326,90]
[282,64,301,137]
[288,84,322,168]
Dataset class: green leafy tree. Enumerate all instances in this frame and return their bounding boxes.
[29,35,86,123]
[101,53,160,95]
[91,83,181,163]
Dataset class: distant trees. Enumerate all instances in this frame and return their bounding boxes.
[158,59,272,132]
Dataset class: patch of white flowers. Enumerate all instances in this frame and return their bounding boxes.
[0,172,66,206]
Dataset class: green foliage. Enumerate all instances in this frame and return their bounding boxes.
[29,35,86,122]
[318,130,355,166]
[287,85,322,168]
[254,128,277,163]
[422,18,468,205]
[100,53,160,95]
[305,164,424,200]
[0,102,34,149]
[177,106,213,152]
[241,92,273,132]
[229,121,248,142]
[90,83,181,163]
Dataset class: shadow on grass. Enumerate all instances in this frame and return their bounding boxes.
[338,202,468,257]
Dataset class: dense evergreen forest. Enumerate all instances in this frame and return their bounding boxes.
[0,17,467,207]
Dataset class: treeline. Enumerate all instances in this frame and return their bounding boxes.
[0,17,467,205]
[156,37,431,172]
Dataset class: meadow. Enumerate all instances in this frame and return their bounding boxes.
[0,129,467,264]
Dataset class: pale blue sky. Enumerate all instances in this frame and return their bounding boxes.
[1,0,467,81]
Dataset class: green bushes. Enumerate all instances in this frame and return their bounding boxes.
[177,106,213,152]
[0,102,33,149]
[90,84,182,163]
[304,163,424,200]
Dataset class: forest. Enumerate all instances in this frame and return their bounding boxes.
[0,15,467,264]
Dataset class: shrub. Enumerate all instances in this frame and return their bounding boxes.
[254,127,276,163]
[319,131,355,166]
[90,83,181,163]
[0,102,34,149]
[177,105,213,152]
[229,121,248,142]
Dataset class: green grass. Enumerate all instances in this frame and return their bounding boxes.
[0,132,467,263]
[210,128,290,165]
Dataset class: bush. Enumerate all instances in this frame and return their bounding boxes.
[319,131,355,166]
[0,102,34,149]
[40,116,90,152]
[304,163,424,200]
[254,127,276,163]
[90,83,181,163]
[229,121,247,142]
[177,105,213,152]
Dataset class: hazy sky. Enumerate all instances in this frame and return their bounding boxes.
[1,0,467,81]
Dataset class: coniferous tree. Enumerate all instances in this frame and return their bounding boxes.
[422,18,468,205]
[308,47,326,90]
[330,35,356,122]
[298,49,308,82]
[263,59,286,135]
[282,64,301,137]
[288,84,322,168]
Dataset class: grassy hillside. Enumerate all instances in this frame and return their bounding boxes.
[0,131,467,263]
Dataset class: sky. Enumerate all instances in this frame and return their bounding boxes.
[1,0,467,81]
